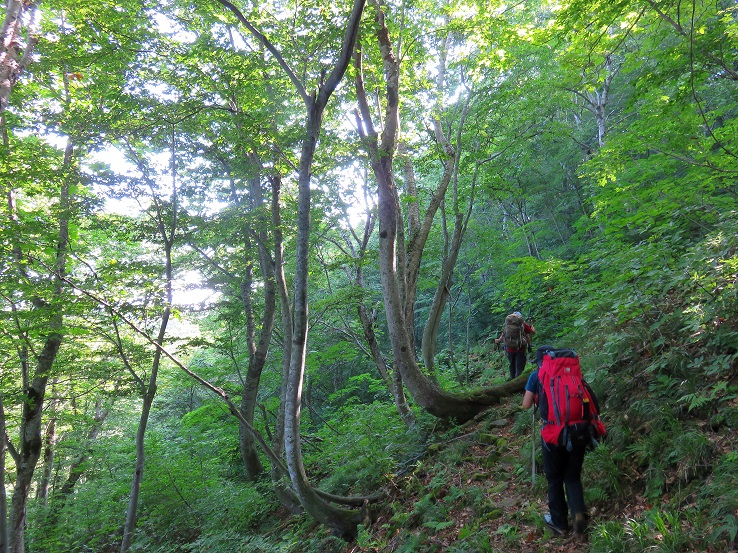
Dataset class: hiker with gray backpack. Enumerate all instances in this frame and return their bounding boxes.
[494,311,536,380]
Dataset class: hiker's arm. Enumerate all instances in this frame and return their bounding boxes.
[522,390,535,409]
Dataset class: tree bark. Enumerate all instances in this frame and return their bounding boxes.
[238,155,277,481]
[35,383,59,504]
[0,0,37,115]
[120,137,178,553]
[218,0,368,538]
[0,7,39,548]
[284,99,362,540]
[8,131,72,553]
[355,0,524,422]
[350,209,415,426]
[268,175,303,514]
[0,392,9,553]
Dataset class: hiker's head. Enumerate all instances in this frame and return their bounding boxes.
[535,345,555,367]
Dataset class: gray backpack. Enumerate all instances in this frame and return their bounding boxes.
[503,313,526,350]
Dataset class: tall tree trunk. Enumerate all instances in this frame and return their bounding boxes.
[356,300,415,426]
[120,136,178,553]
[0,392,9,553]
[0,8,39,547]
[268,175,303,515]
[9,133,72,553]
[350,209,414,426]
[120,283,171,553]
[218,0,369,538]
[223,76,279,480]
[36,383,59,504]
[0,0,37,114]
[283,97,362,540]
[238,156,277,481]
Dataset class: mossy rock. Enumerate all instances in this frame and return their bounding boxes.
[478,433,499,445]
[482,452,501,468]
[483,507,504,521]
[489,482,510,494]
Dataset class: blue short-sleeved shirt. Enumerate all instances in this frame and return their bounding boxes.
[525,370,539,394]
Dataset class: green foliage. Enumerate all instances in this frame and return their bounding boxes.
[180,531,285,553]
[305,401,410,494]
[583,443,623,504]
[700,451,738,547]
[591,509,705,553]
[326,373,390,407]
[4,0,738,551]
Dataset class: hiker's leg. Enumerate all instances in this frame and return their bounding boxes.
[506,351,516,379]
[514,351,526,377]
[563,443,587,518]
[542,441,569,531]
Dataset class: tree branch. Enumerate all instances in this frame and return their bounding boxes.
[215,0,310,104]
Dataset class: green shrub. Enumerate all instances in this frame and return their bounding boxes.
[701,451,738,547]
[583,443,622,504]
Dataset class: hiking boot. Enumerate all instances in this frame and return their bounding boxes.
[573,512,587,535]
[543,513,567,536]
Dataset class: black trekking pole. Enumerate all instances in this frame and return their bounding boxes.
[531,405,536,487]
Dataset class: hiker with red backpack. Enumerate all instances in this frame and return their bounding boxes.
[494,311,536,380]
[522,345,606,538]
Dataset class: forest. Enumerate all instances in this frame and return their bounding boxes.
[1,0,737,551]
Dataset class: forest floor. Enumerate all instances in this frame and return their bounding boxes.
[338,391,726,553]
[340,394,608,552]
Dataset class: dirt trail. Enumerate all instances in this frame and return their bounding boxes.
[347,398,600,552]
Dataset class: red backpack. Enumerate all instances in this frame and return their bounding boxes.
[537,349,606,450]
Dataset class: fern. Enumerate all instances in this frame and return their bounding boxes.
[679,381,728,412]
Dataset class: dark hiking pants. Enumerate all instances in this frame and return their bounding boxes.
[541,436,587,531]
[506,350,527,379]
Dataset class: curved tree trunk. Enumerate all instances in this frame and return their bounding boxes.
[284,97,363,540]
[355,0,525,423]
[218,0,368,538]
